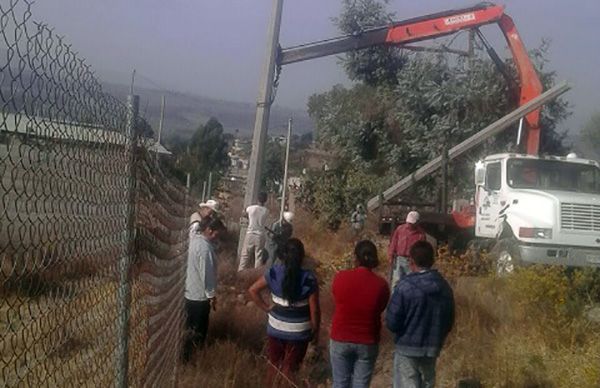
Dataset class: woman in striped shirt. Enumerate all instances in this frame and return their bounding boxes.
[248,238,321,386]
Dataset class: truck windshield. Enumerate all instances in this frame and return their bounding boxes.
[507,159,600,194]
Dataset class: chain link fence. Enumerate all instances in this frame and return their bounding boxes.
[0,1,191,386]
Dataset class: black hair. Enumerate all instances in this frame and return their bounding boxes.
[409,240,435,268]
[354,240,379,269]
[258,191,268,205]
[199,215,226,233]
[281,238,304,302]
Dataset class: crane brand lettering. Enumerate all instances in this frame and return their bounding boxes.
[444,13,476,25]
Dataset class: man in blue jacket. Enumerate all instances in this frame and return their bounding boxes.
[385,241,454,388]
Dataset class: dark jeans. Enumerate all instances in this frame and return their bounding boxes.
[266,336,309,386]
[330,339,379,388]
[182,298,211,363]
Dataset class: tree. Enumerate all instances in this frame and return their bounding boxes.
[169,117,230,194]
[580,112,600,158]
[261,139,285,193]
[333,0,405,86]
[302,2,570,229]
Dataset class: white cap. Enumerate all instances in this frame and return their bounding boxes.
[406,211,420,224]
[356,204,364,211]
[283,211,294,222]
[199,199,220,213]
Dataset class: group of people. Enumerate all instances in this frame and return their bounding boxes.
[184,196,455,388]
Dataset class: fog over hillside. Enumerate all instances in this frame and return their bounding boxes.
[102,82,314,140]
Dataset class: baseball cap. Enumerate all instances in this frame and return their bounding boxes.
[406,211,420,224]
[283,211,294,222]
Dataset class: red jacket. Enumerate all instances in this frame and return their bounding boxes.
[388,223,426,264]
[330,267,390,344]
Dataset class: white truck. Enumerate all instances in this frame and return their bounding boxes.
[475,153,600,273]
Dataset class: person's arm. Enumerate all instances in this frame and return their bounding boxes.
[388,228,398,265]
[189,221,200,235]
[445,286,456,336]
[385,287,405,334]
[204,248,217,301]
[271,221,281,237]
[379,282,391,313]
[248,276,271,313]
[309,287,321,344]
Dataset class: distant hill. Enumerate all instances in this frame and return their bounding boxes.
[102,82,314,140]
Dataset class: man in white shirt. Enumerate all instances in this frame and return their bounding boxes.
[183,216,225,363]
[238,191,268,271]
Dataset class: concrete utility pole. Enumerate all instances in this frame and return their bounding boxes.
[238,0,284,256]
[279,118,292,222]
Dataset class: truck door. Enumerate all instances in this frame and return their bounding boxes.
[476,161,503,238]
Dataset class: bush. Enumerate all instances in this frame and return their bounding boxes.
[296,166,389,231]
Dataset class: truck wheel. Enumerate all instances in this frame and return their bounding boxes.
[491,238,522,276]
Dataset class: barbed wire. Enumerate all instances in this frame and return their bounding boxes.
[0,0,192,386]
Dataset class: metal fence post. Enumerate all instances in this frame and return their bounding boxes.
[116,94,139,388]
[207,171,213,199]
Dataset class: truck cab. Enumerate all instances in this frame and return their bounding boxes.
[475,153,600,272]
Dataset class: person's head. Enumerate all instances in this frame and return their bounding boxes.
[406,211,420,229]
[283,211,294,224]
[409,240,435,270]
[281,238,305,302]
[199,216,226,241]
[522,166,537,185]
[356,204,364,212]
[198,199,220,218]
[257,191,267,205]
[354,240,379,269]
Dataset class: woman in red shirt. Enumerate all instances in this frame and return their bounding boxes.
[329,240,390,388]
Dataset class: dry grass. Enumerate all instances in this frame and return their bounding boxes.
[438,272,600,387]
[178,259,331,387]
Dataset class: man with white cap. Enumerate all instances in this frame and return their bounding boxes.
[190,199,220,234]
[387,211,426,287]
[264,211,294,267]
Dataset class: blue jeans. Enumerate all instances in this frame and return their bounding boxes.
[393,353,436,388]
[390,256,410,288]
[330,339,379,388]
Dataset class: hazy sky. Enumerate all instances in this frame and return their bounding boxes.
[32,0,599,135]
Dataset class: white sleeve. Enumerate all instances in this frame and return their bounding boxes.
[189,221,200,234]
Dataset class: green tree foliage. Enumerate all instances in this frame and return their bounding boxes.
[164,117,230,194]
[333,0,404,86]
[262,139,285,193]
[580,111,600,156]
[301,1,570,229]
[297,166,386,230]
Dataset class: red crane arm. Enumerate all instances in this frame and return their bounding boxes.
[279,3,543,154]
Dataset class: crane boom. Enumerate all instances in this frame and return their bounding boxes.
[279,2,543,154]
